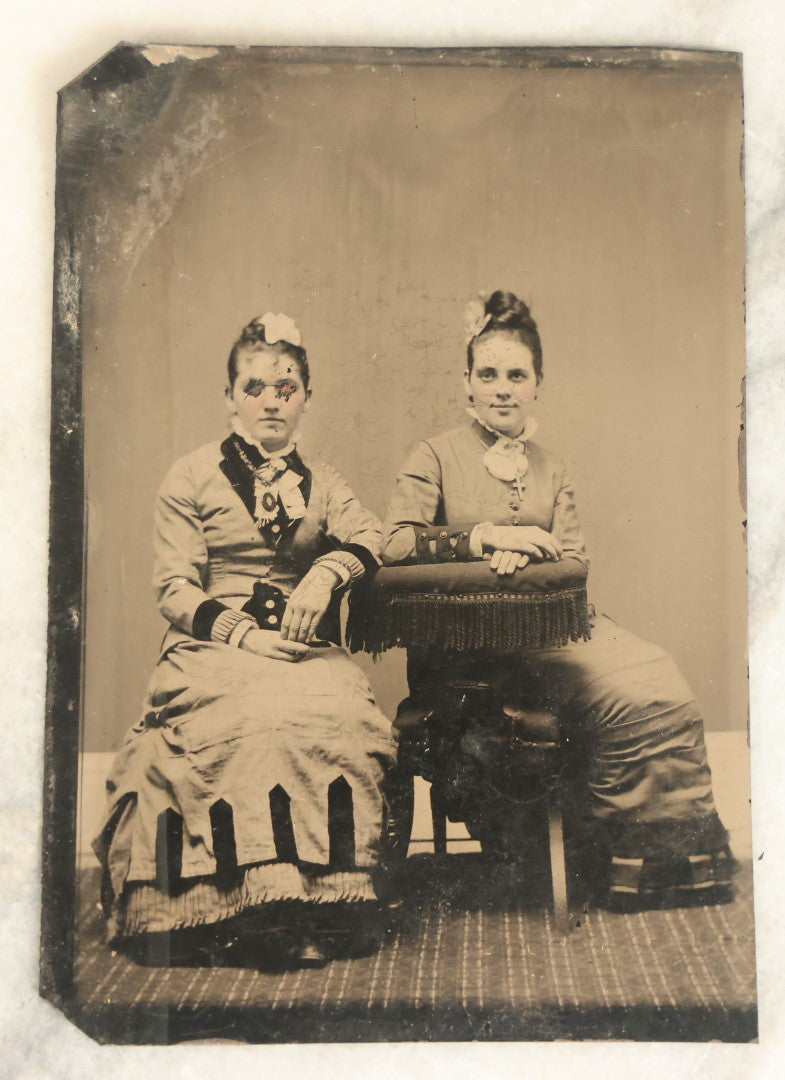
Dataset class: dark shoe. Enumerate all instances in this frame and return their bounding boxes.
[603,846,737,913]
[318,928,383,960]
[604,879,736,913]
[295,937,329,968]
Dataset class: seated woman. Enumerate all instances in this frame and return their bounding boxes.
[94,312,395,968]
[380,290,734,910]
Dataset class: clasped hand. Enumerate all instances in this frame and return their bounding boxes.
[239,628,312,662]
[482,525,563,577]
[240,565,340,659]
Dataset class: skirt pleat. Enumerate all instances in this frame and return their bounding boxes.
[93,641,395,939]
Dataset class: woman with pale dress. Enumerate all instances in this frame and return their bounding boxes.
[94,312,395,968]
[380,290,734,909]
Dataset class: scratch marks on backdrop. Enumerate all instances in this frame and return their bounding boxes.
[392,315,463,430]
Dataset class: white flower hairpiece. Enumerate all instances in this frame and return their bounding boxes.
[256,311,302,347]
[464,296,491,345]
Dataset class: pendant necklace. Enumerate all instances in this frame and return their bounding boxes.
[233,437,288,526]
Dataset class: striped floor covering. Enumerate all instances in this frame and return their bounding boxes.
[72,858,757,1044]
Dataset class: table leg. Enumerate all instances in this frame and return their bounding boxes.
[547,795,570,934]
[429,781,448,855]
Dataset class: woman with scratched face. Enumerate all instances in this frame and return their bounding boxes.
[381,290,734,911]
[94,313,394,969]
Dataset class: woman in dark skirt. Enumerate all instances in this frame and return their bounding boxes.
[380,289,734,910]
[94,312,394,968]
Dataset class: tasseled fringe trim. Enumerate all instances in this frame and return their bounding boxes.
[347,585,591,656]
[112,862,380,939]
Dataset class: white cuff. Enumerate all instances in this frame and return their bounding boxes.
[211,608,256,644]
[313,562,351,586]
[469,522,494,558]
[313,552,364,586]
[228,620,255,648]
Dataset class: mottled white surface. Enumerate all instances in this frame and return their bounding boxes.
[2,1,784,1077]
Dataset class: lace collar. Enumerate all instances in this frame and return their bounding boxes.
[466,408,538,496]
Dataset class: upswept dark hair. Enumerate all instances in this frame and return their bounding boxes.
[227,318,310,390]
[466,290,543,383]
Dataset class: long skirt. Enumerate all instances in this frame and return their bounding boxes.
[405,614,734,905]
[93,640,395,941]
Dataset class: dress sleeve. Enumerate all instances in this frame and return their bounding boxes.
[379,441,477,565]
[552,463,590,572]
[153,457,250,640]
[321,465,383,579]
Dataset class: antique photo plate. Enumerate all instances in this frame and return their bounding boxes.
[43,44,754,1044]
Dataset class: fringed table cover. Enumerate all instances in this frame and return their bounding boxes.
[347,558,591,655]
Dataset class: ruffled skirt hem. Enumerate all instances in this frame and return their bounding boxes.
[107,860,381,940]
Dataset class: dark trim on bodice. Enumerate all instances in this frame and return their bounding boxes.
[218,434,313,539]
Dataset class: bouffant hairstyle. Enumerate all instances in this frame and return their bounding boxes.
[227,318,311,390]
[467,290,543,383]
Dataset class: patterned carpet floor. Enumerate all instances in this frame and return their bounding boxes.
[70,857,757,1044]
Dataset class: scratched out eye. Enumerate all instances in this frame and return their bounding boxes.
[243,381,264,398]
[275,380,298,400]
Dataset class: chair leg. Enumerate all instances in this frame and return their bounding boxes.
[383,763,414,867]
[547,793,570,934]
[429,781,448,855]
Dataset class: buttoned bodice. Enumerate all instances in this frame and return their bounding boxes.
[380,421,588,569]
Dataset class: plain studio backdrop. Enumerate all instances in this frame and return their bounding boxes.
[71,48,746,753]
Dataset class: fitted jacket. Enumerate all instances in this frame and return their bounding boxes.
[153,435,381,652]
[379,421,589,572]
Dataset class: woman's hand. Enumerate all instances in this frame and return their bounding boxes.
[239,628,312,662]
[281,565,340,643]
[489,551,530,576]
[483,525,563,562]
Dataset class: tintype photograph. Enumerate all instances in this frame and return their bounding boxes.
[43,44,754,1044]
